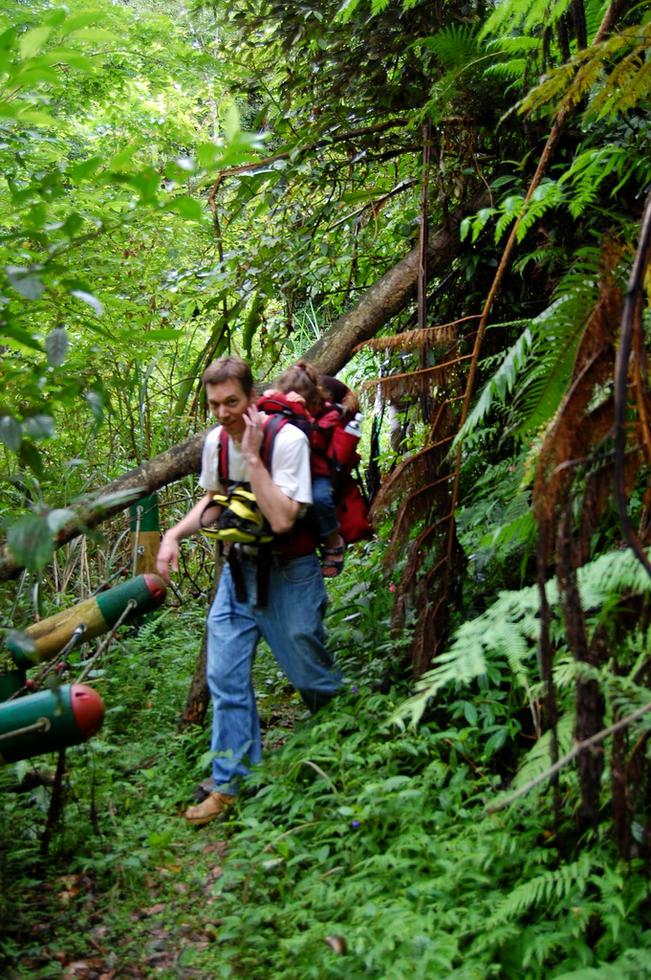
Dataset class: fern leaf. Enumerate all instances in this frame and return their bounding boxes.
[510,713,574,792]
[356,320,466,354]
[394,548,651,727]
[420,23,481,70]
[509,249,603,439]
[554,947,651,979]
[489,853,593,926]
[454,326,533,448]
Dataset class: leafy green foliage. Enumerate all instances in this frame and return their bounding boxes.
[1,0,651,972]
[398,547,651,726]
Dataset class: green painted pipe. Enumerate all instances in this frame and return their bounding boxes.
[6,574,167,668]
[0,683,104,763]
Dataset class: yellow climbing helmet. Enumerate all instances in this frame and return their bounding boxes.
[200,485,273,545]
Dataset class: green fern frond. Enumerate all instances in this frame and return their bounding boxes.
[484,59,529,82]
[554,946,651,979]
[489,852,593,926]
[559,145,628,218]
[512,245,567,275]
[509,248,602,439]
[454,326,533,448]
[478,508,537,558]
[420,23,481,69]
[480,0,566,41]
[514,180,564,243]
[395,548,651,727]
[523,0,573,33]
[583,0,606,44]
[510,713,574,792]
[488,35,541,56]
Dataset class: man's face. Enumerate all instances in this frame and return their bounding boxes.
[205,379,254,440]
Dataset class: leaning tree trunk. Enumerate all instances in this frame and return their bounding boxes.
[0,192,484,583]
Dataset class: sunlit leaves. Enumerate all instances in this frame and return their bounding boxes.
[0,415,21,451]
[45,326,69,366]
[18,26,53,59]
[6,511,53,571]
[5,266,45,300]
[166,197,204,221]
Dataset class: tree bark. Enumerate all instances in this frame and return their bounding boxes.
[0,192,485,582]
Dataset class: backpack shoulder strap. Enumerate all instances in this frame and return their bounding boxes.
[260,413,288,472]
[218,427,230,486]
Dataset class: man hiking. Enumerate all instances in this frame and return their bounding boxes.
[156,356,342,825]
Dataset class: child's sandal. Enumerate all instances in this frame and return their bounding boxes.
[321,542,346,578]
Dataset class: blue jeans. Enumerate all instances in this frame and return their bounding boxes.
[312,474,339,537]
[206,552,342,795]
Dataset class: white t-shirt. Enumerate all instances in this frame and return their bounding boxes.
[199,422,313,505]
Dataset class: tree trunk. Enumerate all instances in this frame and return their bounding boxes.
[0,192,485,582]
[179,555,222,729]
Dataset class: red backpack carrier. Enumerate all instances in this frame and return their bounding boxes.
[255,392,372,545]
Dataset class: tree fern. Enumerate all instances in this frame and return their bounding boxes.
[454,247,601,448]
[396,547,651,726]
[480,0,573,40]
[588,38,651,121]
[509,712,575,792]
[419,23,481,70]
[559,145,637,218]
[521,23,651,120]
[419,24,488,121]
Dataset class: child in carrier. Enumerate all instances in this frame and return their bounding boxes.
[259,361,360,578]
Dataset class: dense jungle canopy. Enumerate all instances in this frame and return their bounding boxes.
[1,0,651,975]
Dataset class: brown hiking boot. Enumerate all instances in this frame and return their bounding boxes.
[184,791,235,826]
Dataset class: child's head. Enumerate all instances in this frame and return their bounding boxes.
[273,360,328,415]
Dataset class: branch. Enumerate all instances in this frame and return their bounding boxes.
[0,433,205,582]
[207,116,409,209]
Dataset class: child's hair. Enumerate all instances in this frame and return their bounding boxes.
[273,360,328,414]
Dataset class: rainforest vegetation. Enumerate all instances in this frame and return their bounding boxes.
[1,0,650,975]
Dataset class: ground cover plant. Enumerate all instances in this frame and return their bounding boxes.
[1,0,651,976]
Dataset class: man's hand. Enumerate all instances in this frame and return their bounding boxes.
[156,533,180,584]
[242,404,265,464]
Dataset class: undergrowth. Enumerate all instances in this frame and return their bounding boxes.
[0,548,650,977]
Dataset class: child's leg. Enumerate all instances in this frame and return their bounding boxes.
[312,475,345,578]
[312,475,339,539]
